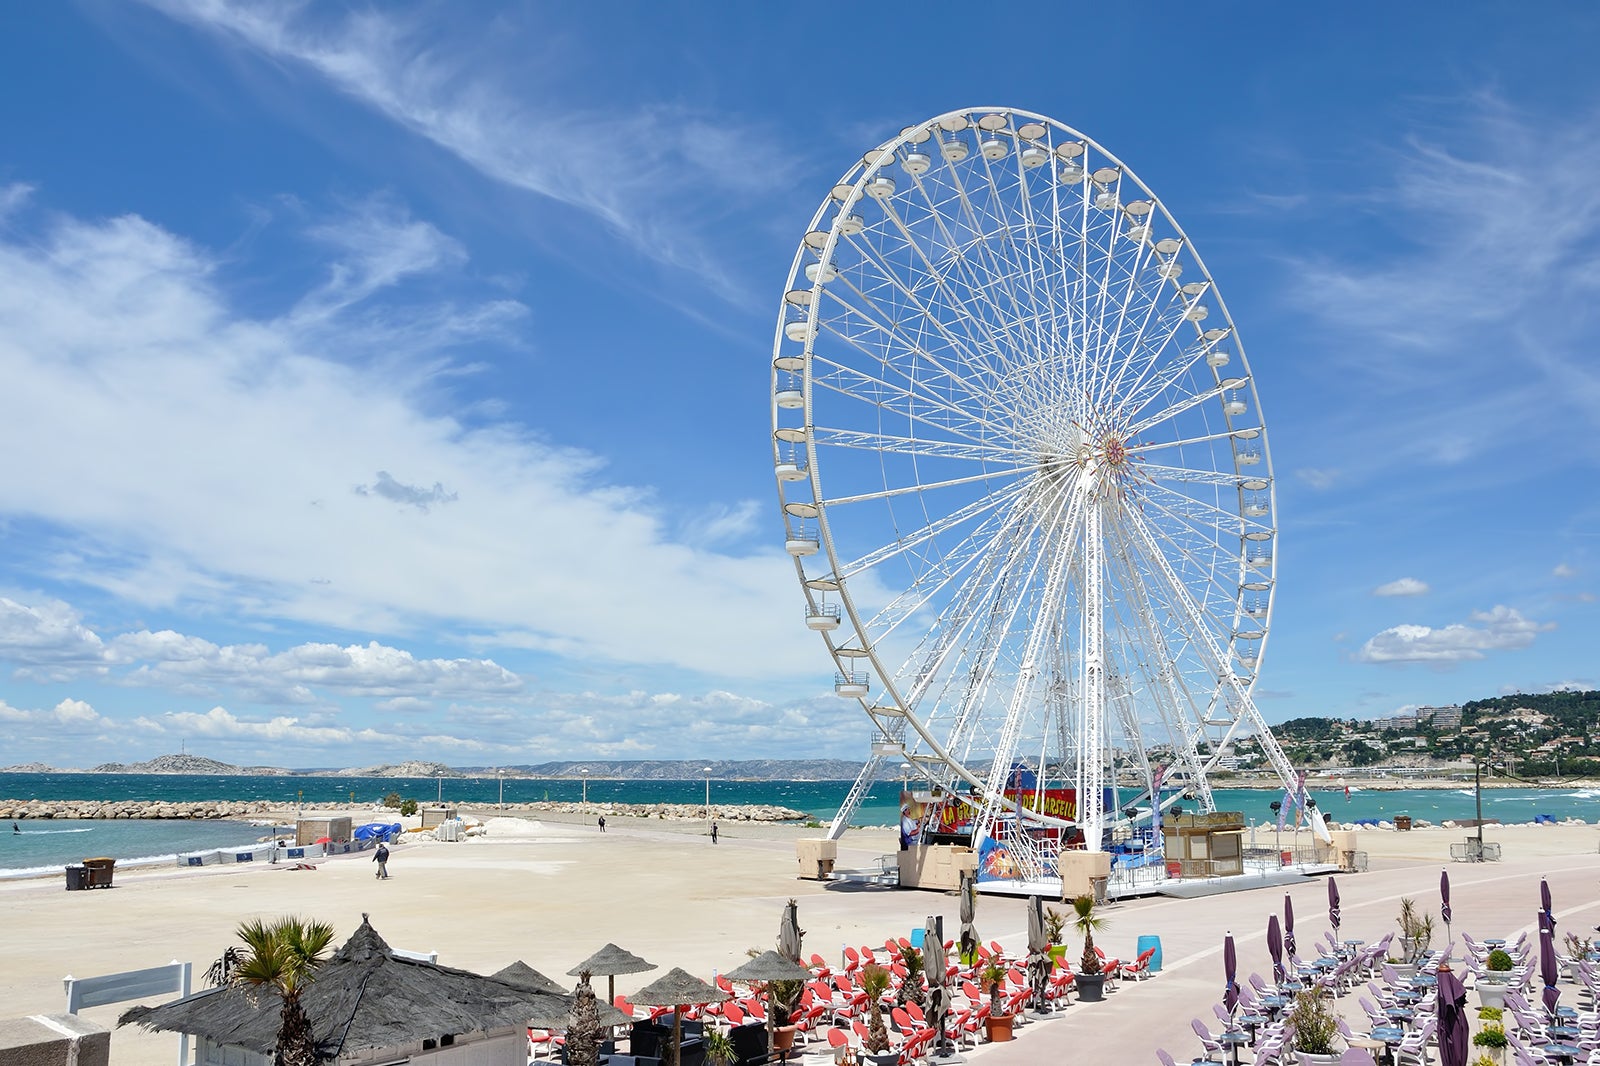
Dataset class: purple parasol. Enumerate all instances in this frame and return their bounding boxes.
[1284,894,1296,958]
[1436,966,1469,1066]
[1266,914,1285,986]
[1440,868,1452,930]
[1328,876,1341,934]
[1222,931,1239,1016]
[1541,918,1561,1020]
[1540,878,1556,934]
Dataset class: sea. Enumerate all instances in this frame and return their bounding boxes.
[3,772,1597,876]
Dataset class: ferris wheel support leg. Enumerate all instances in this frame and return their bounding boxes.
[1078,497,1106,852]
[828,753,887,841]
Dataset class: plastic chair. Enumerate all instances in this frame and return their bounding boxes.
[1191,1019,1224,1062]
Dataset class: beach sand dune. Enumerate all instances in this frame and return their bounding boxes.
[2,811,1596,1065]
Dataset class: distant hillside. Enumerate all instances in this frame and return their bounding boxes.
[324,761,463,778]
[490,759,867,781]
[87,754,249,775]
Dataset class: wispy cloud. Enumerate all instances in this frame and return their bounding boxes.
[139,0,785,301]
[1354,604,1554,664]
[1373,577,1429,598]
[1554,563,1578,579]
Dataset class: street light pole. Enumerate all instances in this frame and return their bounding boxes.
[498,769,504,809]
[580,768,589,809]
[702,767,713,822]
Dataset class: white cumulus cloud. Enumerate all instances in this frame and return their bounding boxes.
[1373,577,1430,597]
[1355,605,1554,664]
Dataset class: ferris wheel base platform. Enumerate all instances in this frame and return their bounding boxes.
[968,863,1339,902]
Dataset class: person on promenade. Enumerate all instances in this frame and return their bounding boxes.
[373,841,390,879]
[598,815,606,832]
[710,820,719,844]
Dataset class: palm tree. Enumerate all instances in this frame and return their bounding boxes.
[231,916,336,1066]
[1070,894,1106,975]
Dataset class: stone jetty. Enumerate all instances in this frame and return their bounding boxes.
[0,798,810,822]
[0,799,280,820]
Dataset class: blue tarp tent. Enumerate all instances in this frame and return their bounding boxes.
[354,822,403,842]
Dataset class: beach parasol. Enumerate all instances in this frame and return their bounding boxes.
[728,950,810,1059]
[1440,869,1452,944]
[1541,877,1556,935]
[778,898,804,963]
[494,964,628,1029]
[1026,895,1051,1014]
[958,871,979,967]
[1284,894,1296,958]
[1266,914,1285,987]
[1541,917,1561,1022]
[1222,931,1239,1017]
[923,915,952,1058]
[1327,876,1341,935]
[632,967,729,1066]
[1436,965,1469,1066]
[493,961,568,996]
[568,943,657,1007]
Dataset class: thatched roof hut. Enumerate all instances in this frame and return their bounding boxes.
[122,917,560,1065]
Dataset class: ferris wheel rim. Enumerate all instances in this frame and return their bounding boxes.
[771,106,1280,825]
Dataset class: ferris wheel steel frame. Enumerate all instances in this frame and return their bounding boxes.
[769,107,1304,855]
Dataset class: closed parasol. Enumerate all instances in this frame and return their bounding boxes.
[1440,868,1452,941]
[1026,895,1051,1014]
[923,915,952,1058]
[958,872,979,965]
[632,967,730,1066]
[1541,918,1561,1021]
[1436,965,1469,1066]
[1222,931,1239,1017]
[1284,893,1296,958]
[778,898,803,962]
[1266,914,1284,987]
[1327,876,1340,935]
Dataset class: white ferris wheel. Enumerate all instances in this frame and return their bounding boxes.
[770,107,1303,860]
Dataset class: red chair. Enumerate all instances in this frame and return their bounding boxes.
[843,946,861,972]
[723,1002,746,1026]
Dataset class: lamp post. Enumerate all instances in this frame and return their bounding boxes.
[900,763,910,792]
[702,767,713,822]
[579,768,589,809]
[498,768,504,809]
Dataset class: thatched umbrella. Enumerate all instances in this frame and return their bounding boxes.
[492,961,568,996]
[568,943,657,1007]
[632,967,728,1066]
[727,950,811,1061]
[923,915,952,1058]
[958,872,979,967]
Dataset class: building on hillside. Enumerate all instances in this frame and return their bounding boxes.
[1415,705,1463,730]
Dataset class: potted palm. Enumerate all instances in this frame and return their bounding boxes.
[1288,988,1342,1065]
[859,963,898,1065]
[1395,898,1434,971]
[1044,907,1069,964]
[703,1028,737,1066]
[766,978,803,1052]
[1070,893,1109,1002]
[1563,933,1593,983]
[979,961,1013,1042]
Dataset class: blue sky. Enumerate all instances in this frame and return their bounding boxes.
[0,3,1596,768]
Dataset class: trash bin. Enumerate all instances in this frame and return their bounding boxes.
[1136,934,1163,973]
[65,864,87,891]
[1281,850,1293,867]
[1394,815,1412,831]
[1090,875,1108,905]
[83,856,116,888]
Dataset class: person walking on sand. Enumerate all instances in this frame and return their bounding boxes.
[598,815,606,833]
[710,820,719,845]
[373,841,390,879]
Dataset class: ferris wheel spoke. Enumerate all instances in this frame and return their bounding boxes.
[809,355,1013,448]
[819,464,1032,509]
[811,426,1022,464]
[1130,428,1248,457]
[1136,462,1249,489]
[1132,493,1253,619]
[1123,381,1232,440]
[832,476,1031,585]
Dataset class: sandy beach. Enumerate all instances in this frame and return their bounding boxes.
[4,808,1599,1065]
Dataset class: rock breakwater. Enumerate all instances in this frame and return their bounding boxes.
[0,799,280,821]
[458,800,809,822]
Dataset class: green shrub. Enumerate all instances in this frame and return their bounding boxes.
[400,798,418,816]
[1473,1025,1507,1050]
[382,792,403,809]
[1486,948,1514,972]
[1477,1006,1503,1022]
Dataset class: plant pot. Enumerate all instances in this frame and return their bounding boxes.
[1477,976,1509,1009]
[1049,944,1068,963]
[1074,972,1107,1002]
[983,1014,1014,1043]
[772,1025,797,1052]
[1295,1053,1343,1066]
[866,1053,901,1066]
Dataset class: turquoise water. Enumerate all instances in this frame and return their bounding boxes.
[3,773,1594,874]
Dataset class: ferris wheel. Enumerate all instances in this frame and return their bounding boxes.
[770,107,1305,857]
